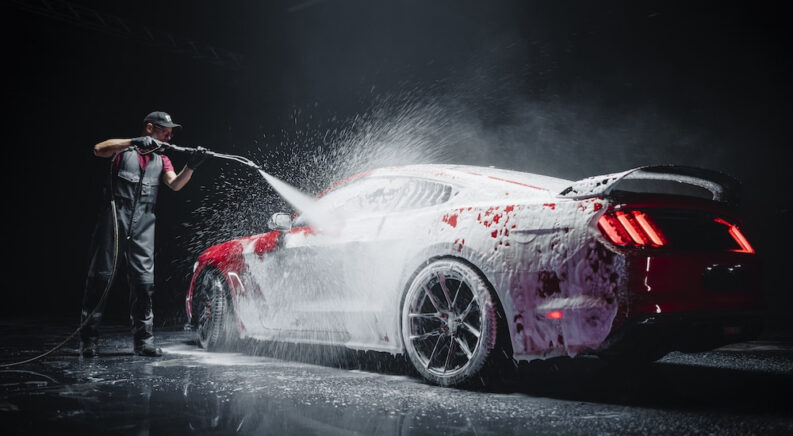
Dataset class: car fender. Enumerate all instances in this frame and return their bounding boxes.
[185,231,281,322]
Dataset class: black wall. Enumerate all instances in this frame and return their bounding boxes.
[2,1,789,336]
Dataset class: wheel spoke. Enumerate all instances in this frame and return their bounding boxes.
[450,279,464,311]
[460,297,477,320]
[425,333,444,369]
[409,328,444,342]
[455,336,473,360]
[443,333,457,374]
[199,298,211,323]
[462,321,480,339]
[409,312,442,320]
[437,272,453,309]
[422,284,443,313]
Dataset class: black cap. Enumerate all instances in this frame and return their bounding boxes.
[143,111,182,129]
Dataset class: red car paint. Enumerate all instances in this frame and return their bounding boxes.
[442,213,458,228]
[624,253,761,316]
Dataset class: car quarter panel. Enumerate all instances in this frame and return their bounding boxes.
[420,197,620,360]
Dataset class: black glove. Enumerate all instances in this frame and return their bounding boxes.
[130,136,164,152]
[186,146,208,169]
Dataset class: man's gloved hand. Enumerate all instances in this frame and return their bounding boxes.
[130,136,165,152]
[186,146,208,170]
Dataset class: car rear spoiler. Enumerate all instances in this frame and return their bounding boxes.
[558,165,741,204]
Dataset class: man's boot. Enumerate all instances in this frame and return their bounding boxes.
[134,343,162,357]
[130,282,162,357]
[80,338,98,358]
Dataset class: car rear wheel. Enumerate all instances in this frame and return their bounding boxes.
[401,258,500,386]
[194,270,235,350]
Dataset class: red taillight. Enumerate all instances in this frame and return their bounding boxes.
[714,218,755,254]
[597,214,630,246]
[632,211,666,246]
[597,210,667,248]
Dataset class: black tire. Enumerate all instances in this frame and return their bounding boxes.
[401,258,501,387]
[194,270,236,350]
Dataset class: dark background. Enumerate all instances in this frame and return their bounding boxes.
[2,1,790,337]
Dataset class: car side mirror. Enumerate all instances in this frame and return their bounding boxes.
[267,212,292,231]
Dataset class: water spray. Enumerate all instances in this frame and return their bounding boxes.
[160,143,319,215]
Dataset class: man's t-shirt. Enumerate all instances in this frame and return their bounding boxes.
[113,152,175,175]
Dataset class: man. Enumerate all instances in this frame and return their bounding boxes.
[80,111,207,357]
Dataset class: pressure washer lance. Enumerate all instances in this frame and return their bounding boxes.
[0,143,262,368]
[159,142,263,171]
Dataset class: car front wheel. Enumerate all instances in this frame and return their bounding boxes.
[401,258,500,386]
[194,270,235,350]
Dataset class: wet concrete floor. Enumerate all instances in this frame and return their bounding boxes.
[1,319,792,435]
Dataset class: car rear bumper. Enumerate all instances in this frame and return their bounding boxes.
[598,310,765,356]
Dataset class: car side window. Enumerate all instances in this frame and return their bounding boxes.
[333,178,407,213]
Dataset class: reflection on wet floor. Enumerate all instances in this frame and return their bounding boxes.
[1,320,793,435]
[0,329,450,434]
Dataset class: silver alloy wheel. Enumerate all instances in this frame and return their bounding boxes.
[196,272,229,350]
[402,259,498,386]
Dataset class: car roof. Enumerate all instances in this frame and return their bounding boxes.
[357,164,573,194]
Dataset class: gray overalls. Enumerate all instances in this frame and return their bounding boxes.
[81,149,163,349]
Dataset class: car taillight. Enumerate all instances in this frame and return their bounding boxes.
[713,218,755,254]
[597,210,667,248]
[598,208,756,253]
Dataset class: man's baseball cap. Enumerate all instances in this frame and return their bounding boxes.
[143,111,182,129]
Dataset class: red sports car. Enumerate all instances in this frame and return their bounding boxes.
[186,164,763,386]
